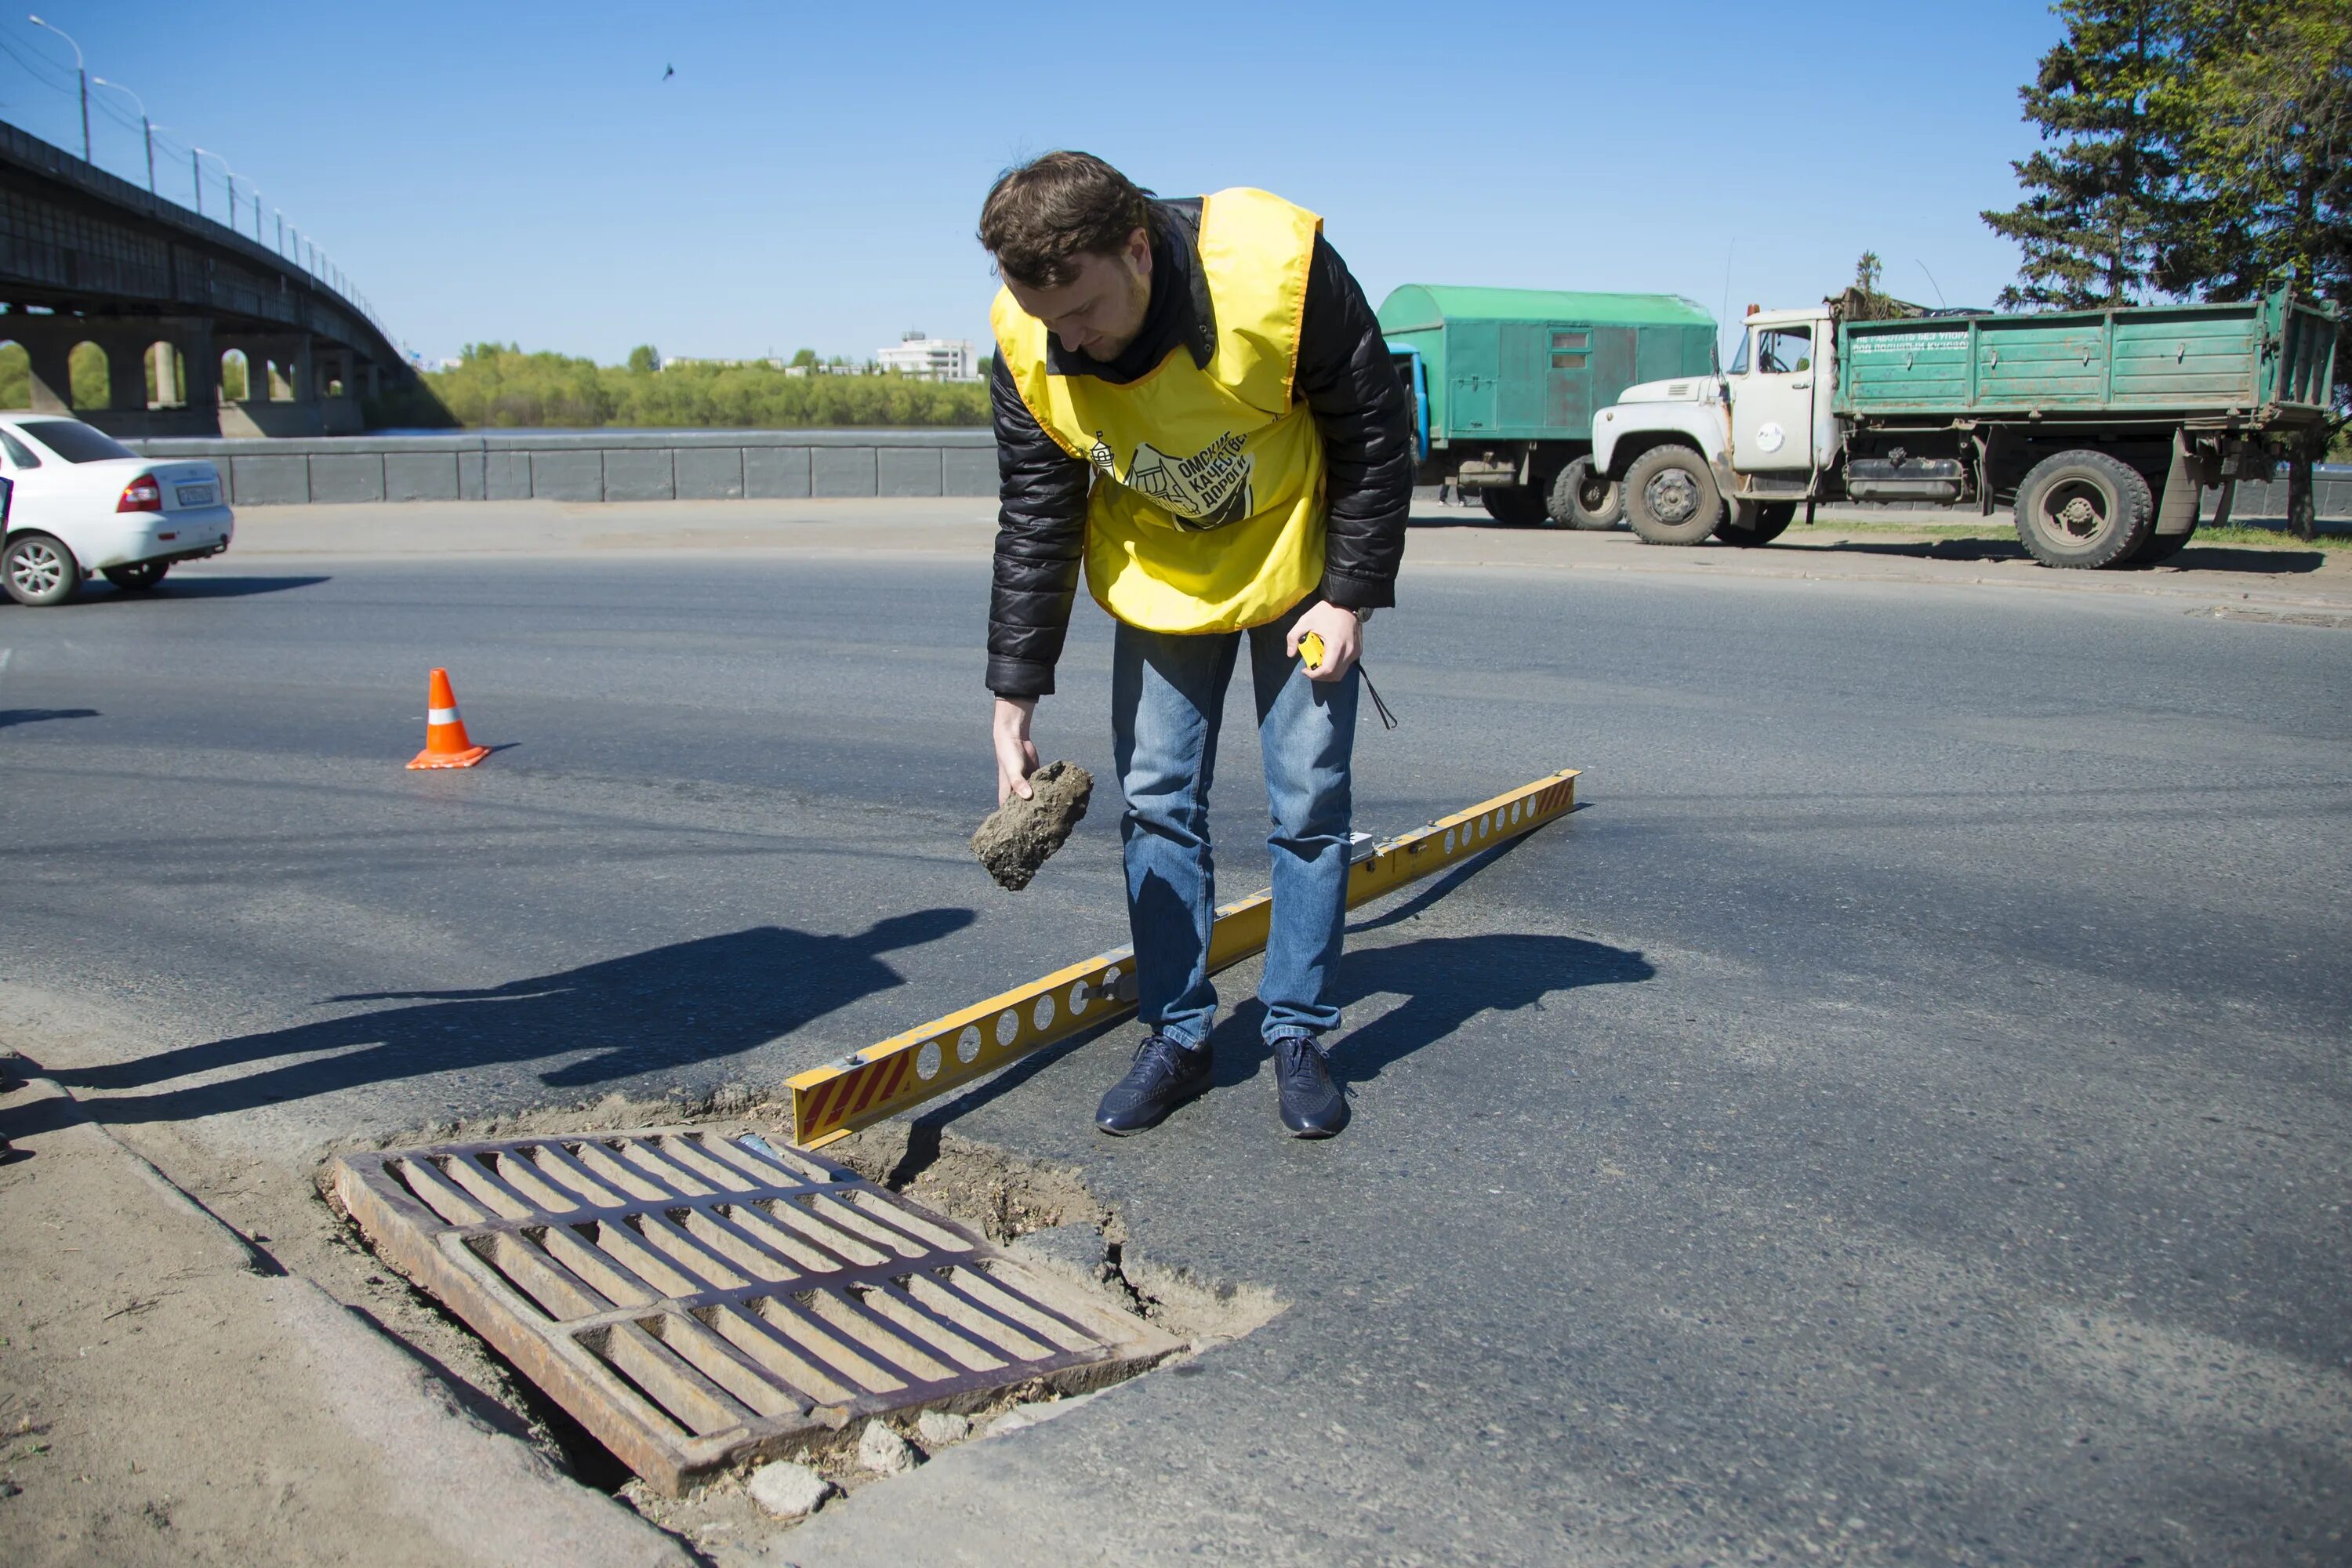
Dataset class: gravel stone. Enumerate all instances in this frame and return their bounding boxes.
[971,760,1092,891]
[746,1459,832,1519]
[857,1418,916,1475]
[916,1409,971,1447]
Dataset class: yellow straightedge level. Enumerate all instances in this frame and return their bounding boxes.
[788,768,1580,1149]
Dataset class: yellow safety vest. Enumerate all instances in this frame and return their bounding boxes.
[992,187,1327,633]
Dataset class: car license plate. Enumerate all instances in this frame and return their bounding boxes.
[175,483,216,506]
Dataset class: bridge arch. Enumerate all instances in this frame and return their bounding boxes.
[219,347,251,403]
[68,340,111,410]
[0,339,27,408]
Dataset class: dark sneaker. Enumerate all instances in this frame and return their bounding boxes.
[1095,1034,1212,1135]
[1272,1035,1348,1138]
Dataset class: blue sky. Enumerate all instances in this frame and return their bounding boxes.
[0,2,2065,365]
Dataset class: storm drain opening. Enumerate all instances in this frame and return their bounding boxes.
[327,1127,1188,1495]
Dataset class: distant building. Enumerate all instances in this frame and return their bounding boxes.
[875,332,978,382]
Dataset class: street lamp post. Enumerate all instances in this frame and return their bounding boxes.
[27,16,86,162]
[192,149,239,232]
[89,78,151,192]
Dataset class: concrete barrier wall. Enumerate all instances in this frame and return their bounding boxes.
[122,430,998,506]
[122,432,2347,520]
[2206,471,2352,521]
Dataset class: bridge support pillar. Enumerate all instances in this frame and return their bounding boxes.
[102,334,147,416]
[173,320,219,411]
[6,328,76,413]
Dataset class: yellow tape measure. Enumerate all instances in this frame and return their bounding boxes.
[1299,630,1327,672]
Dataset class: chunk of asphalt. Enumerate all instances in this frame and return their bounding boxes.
[915,1409,971,1447]
[971,760,1092,891]
[746,1459,833,1519]
[858,1418,916,1475]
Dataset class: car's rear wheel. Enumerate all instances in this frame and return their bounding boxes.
[103,561,171,592]
[4,532,82,607]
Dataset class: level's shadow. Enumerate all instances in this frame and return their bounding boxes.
[60,911,975,1123]
[77,574,333,601]
[0,706,98,728]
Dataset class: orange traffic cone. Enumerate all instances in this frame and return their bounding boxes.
[407,667,491,769]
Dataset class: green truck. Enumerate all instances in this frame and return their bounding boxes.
[1589,288,2341,565]
[1378,285,1717,527]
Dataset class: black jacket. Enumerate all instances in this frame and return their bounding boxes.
[986,198,1411,698]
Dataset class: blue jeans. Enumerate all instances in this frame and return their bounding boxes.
[1111,599,1358,1050]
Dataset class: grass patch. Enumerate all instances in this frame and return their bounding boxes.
[1802,514,2350,550]
[2188,523,2352,550]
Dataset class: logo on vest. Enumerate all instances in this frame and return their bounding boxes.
[1089,430,1254,532]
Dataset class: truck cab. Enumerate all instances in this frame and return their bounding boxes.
[1591,305,1840,546]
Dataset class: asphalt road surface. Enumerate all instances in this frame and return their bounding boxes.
[2,506,2347,1566]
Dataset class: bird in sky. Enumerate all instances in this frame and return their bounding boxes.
[662,64,674,81]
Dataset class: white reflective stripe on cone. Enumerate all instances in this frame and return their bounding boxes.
[428,706,462,724]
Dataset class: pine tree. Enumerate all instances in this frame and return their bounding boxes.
[1982,0,2189,308]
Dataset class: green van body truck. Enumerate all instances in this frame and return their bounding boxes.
[1377,285,1717,527]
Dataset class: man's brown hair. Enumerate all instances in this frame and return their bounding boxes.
[978,151,1154,289]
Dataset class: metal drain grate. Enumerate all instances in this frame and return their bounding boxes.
[328,1129,1185,1494]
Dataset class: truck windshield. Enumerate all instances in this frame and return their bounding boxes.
[1728,332,1751,375]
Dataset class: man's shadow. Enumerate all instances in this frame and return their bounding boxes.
[893,852,1653,1164]
[61,910,974,1123]
[1204,927,1655,1091]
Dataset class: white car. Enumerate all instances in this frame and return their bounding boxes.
[0,414,234,606]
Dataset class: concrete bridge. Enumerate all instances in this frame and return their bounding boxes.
[0,118,416,437]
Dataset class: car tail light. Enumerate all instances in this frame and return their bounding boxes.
[118,475,163,513]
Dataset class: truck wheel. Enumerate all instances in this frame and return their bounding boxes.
[103,561,172,592]
[1480,485,1548,525]
[2013,450,2154,568]
[1624,447,1722,545]
[1548,458,1623,529]
[1716,500,1795,547]
[4,532,82,607]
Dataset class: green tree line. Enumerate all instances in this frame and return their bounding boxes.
[416,343,989,429]
[1984,0,2349,321]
